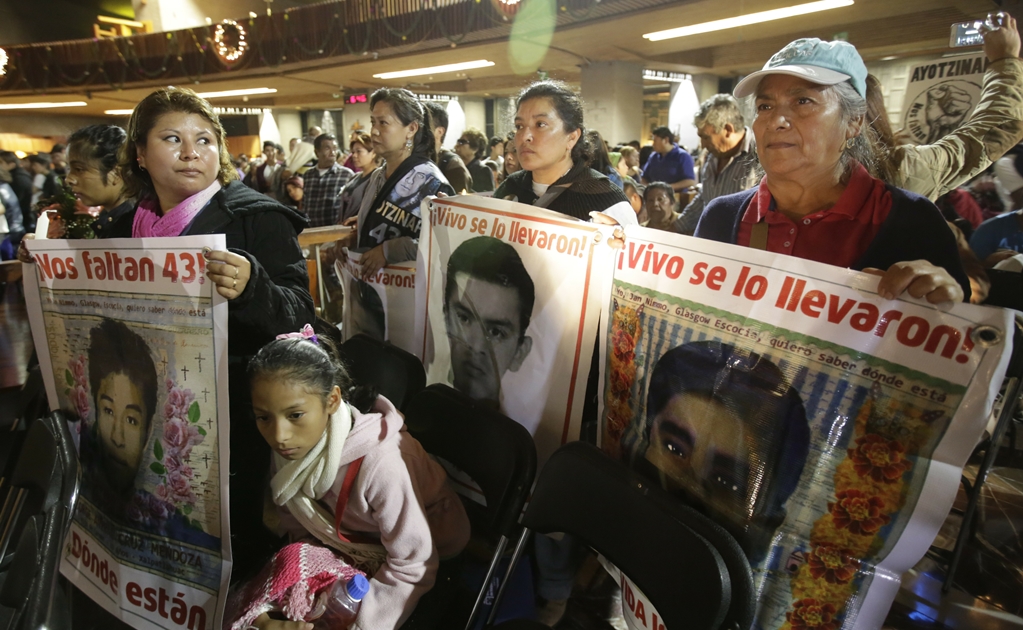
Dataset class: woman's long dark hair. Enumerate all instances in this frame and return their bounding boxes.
[370,88,437,162]
[586,129,612,174]
[515,80,591,165]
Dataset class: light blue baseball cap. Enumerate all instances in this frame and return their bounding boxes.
[733,38,867,99]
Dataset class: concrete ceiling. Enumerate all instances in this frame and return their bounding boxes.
[0,0,1012,117]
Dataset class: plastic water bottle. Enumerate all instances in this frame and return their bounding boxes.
[311,574,370,629]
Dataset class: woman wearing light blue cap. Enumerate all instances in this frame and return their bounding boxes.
[696,38,971,305]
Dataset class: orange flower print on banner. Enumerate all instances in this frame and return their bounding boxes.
[828,489,892,536]
[611,327,636,362]
[786,598,839,630]
[603,302,643,458]
[610,367,632,399]
[848,434,914,484]
[807,544,860,584]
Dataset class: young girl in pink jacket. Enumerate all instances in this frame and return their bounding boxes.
[245,327,470,630]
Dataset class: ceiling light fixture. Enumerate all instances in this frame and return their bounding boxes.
[643,0,854,41]
[0,101,88,110]
[373,60,495,80]
[196,87,277,99]
[105,109,134,115]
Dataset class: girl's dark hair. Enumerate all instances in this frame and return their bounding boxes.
[370,88,437,161]
[88,318,158,428]
[585,129,612,174]
[68,124,127,185]
[120,87,236,202]
[515,80,591,165]
[247,336,377,414]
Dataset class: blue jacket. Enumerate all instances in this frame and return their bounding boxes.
[694,186,971,300]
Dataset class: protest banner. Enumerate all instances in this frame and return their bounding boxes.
[23,236,231,630]
[597,556,665,630]
[599,227,1012,629]
[335,250,417,357]
[414,194,614,468]
[901,53,985,145]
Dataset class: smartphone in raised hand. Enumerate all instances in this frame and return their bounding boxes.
[949,19,986,48]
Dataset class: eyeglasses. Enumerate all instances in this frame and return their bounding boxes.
[455,138,469,145]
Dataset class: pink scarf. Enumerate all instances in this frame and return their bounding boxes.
[132,180,222,238]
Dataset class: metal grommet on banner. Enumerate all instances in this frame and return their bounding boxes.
[972,325,1002,348]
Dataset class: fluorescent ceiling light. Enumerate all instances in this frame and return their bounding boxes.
[196,87,277,99]
[643,0,854,41]
[0,101,87,110]
[108,106,266,116]
[373,60,495,80]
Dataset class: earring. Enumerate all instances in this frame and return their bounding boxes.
[405,138,413,151]
[845,137,855,149]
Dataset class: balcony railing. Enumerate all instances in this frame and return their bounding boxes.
[0,0,669,96]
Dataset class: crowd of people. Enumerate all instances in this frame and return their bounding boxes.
[3,9,1023,629]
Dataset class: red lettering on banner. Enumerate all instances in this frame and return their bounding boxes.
[620,248,980,364]
[33,254,78,281]
[125,582,207,630]
[69,531,118,595]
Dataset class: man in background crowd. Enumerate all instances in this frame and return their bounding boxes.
[50,143,68,177]
[0,151,34,231]
[425,102,473,194]
[303,125,323,144]
[245,140,283,194]
[674,94,760,235]
[642,126,696,194]
[302,133,354,227]
[28,153,61,208]
[489,136,505,172]
[457,127,496,193]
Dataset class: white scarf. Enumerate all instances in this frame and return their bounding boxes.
[270,402,386,572]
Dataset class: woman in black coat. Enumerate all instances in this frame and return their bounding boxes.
[111,87,314,578]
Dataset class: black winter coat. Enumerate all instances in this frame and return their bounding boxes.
[108,181,314,570]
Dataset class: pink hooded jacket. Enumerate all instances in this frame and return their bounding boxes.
[276,395,470,629]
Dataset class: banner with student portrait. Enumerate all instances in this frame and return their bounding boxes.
[414,195,615,468]
[599,226,1012,630]
[336,251,417,357]
[23,235,231,630]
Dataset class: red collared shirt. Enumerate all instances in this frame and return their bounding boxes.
[737,163,893,268]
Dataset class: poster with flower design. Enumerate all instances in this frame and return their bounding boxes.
[23,235,230,630]
[598,226,1012,630]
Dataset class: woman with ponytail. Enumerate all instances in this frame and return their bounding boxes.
[349,88,454,279]
[494,80,636,227]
